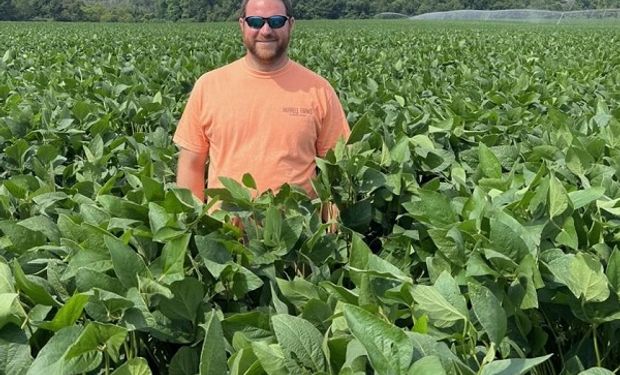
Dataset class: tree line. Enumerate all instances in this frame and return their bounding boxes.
[1,0,618,22]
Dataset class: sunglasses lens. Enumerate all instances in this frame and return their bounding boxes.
[267,16,287,29]
[246,17,265,29]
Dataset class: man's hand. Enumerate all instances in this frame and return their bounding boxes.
[177,147,208,201]
[322,202,340,233]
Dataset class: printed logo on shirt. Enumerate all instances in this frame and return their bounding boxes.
[282,107,313,117]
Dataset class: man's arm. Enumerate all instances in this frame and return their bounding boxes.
[176,147,208,202]
[316,86,350,231]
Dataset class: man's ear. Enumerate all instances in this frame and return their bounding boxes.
[289,17,295,30]
[239,17,245,30]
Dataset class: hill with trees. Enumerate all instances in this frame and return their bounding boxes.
[1,0,618,22]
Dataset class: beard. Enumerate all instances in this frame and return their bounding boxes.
[244,37,289,65]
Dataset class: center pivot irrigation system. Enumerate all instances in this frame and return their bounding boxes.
[377,9,620,23]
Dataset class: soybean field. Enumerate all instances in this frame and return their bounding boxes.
[1,20,620,374]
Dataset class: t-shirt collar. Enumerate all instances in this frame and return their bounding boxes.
[242,56,292,79]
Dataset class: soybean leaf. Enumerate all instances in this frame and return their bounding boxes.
[270,282,289,315]
[402,190,458,228]
[480,354,552,375]
[75,268,125,295]
[219,177,252,202]
[0,324,32,375]
[263,207,303,253]
[65,322,128,362]
[169,347,199,375]
[272,314,327,373]
[434,272,468,318]
[105,236,151,289]
[229,348,261,375]
[195,235,232,278]
[578,368,615,375]
[158,278,204,322]
[0,261,14,293]
[550,253,610,304]
[567,253,610,303]
[276,278,322,310]
[479,143,502,179]
[347,112,372,144]
[151,233,190,284]
[0,293,27,328]
[18,216,59,243]
[0,221,47,254]
[27,326,101,375]
[0,294,26,330]
[569,187,605,210]
[341,338,366,371]
[556,217,578,250]
[390,136,411,164]
[407,332,468,372]
[319,282,358,306]
[607,248,620,293]
[344,304,412,374]
[98,195,149,221]
[148,202,172,234]
[549,175,571,218]
[38,293,89,332]
[232,266,264,298]
[597,199,620,216]
[164,189,199,214]
[12,260,56,306]
[251,342,288,375]
[301,299,331,331]
[469,282,506,345]
[110,357,152,375]
[242,173,257,190]
[349,234,412,285]
[199,311,227,375]
[410,285,467,325]
[142,176,165,202]
[408,356,446,375]
[489,210,537,263]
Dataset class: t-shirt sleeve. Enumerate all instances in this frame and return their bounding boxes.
[173,77,209,154]
[316,86,350,157]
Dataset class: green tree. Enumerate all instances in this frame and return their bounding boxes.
[167,0,182,20]
[463,0,492,8]
[57,0,86,21]
[344,0,373,18]
[12,0,37,19]
[82,2,105,21]
[0,0,17,20]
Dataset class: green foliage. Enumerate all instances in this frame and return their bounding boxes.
[0,20,619,374]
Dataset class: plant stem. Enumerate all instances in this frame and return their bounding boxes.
[131,332,138,359]
[593,324,601,367]
[123,341,130,361]
[464,321,481,371]
[541,309,565,365]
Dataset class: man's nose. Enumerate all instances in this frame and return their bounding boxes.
[258,23,274,34]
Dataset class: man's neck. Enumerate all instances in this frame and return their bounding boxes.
[244,54,289,73]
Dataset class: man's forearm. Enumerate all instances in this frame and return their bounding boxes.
[177,148,208,202]
[177,169,205,201]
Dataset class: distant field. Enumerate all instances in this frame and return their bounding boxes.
[1,20,620,374]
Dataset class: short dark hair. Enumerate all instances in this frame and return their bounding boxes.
[239,0,293,18]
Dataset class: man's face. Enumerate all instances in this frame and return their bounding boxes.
[240,0,294,66]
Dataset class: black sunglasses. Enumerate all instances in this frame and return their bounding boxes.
[244,15,289,29]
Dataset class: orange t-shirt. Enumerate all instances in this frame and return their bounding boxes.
[173,57,350,197]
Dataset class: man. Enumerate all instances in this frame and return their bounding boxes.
[173,0,350,217]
